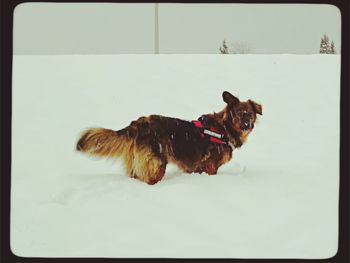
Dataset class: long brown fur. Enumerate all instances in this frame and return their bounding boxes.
[76,91,262,185]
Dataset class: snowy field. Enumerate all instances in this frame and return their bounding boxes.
[11,54,340,258]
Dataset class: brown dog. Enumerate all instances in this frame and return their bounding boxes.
[76,91,262,185]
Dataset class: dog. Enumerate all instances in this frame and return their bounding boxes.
[76,91,262,185]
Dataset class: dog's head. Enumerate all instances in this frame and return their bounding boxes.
[222,91,262,147]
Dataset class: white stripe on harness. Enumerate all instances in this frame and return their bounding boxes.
[203,129,222,139]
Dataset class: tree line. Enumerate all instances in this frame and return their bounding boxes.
[219,34,337,54]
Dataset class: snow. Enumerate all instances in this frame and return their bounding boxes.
[11,54,340,258]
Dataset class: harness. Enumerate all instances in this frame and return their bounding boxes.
[192,120,229,145]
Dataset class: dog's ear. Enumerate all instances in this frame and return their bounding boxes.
[249,100,262,115]
[222,91,240,106]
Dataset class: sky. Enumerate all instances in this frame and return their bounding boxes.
[14,3,341,54]
[159,4,341,54]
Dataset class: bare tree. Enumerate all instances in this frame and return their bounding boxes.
[231,41,252,54]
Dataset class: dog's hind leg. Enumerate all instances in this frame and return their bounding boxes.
[128,146,167,185]
[143,159,167,185]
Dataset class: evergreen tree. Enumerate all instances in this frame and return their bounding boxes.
[219,40,229,54]
[330,41,336,54]
[319,34,330,54]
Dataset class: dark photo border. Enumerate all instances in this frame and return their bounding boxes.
[1,0,349,262]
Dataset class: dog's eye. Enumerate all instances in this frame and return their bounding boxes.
[238,111,251,119]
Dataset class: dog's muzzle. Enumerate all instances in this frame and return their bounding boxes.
[242,121,254,131]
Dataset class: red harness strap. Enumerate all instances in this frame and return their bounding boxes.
[192,120,228,144]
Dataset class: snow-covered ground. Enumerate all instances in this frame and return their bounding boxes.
[11,54,340,258]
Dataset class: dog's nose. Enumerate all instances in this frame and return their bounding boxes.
[243,122,254,130]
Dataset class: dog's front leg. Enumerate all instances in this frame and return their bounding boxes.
[201,161,218,175]
[206,163,218,175]
[198,148,220,175]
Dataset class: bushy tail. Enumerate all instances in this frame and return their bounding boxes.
[76,128,133,158]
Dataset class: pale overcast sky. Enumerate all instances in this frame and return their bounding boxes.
[159,4,341,54]
[14,3,341,54]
